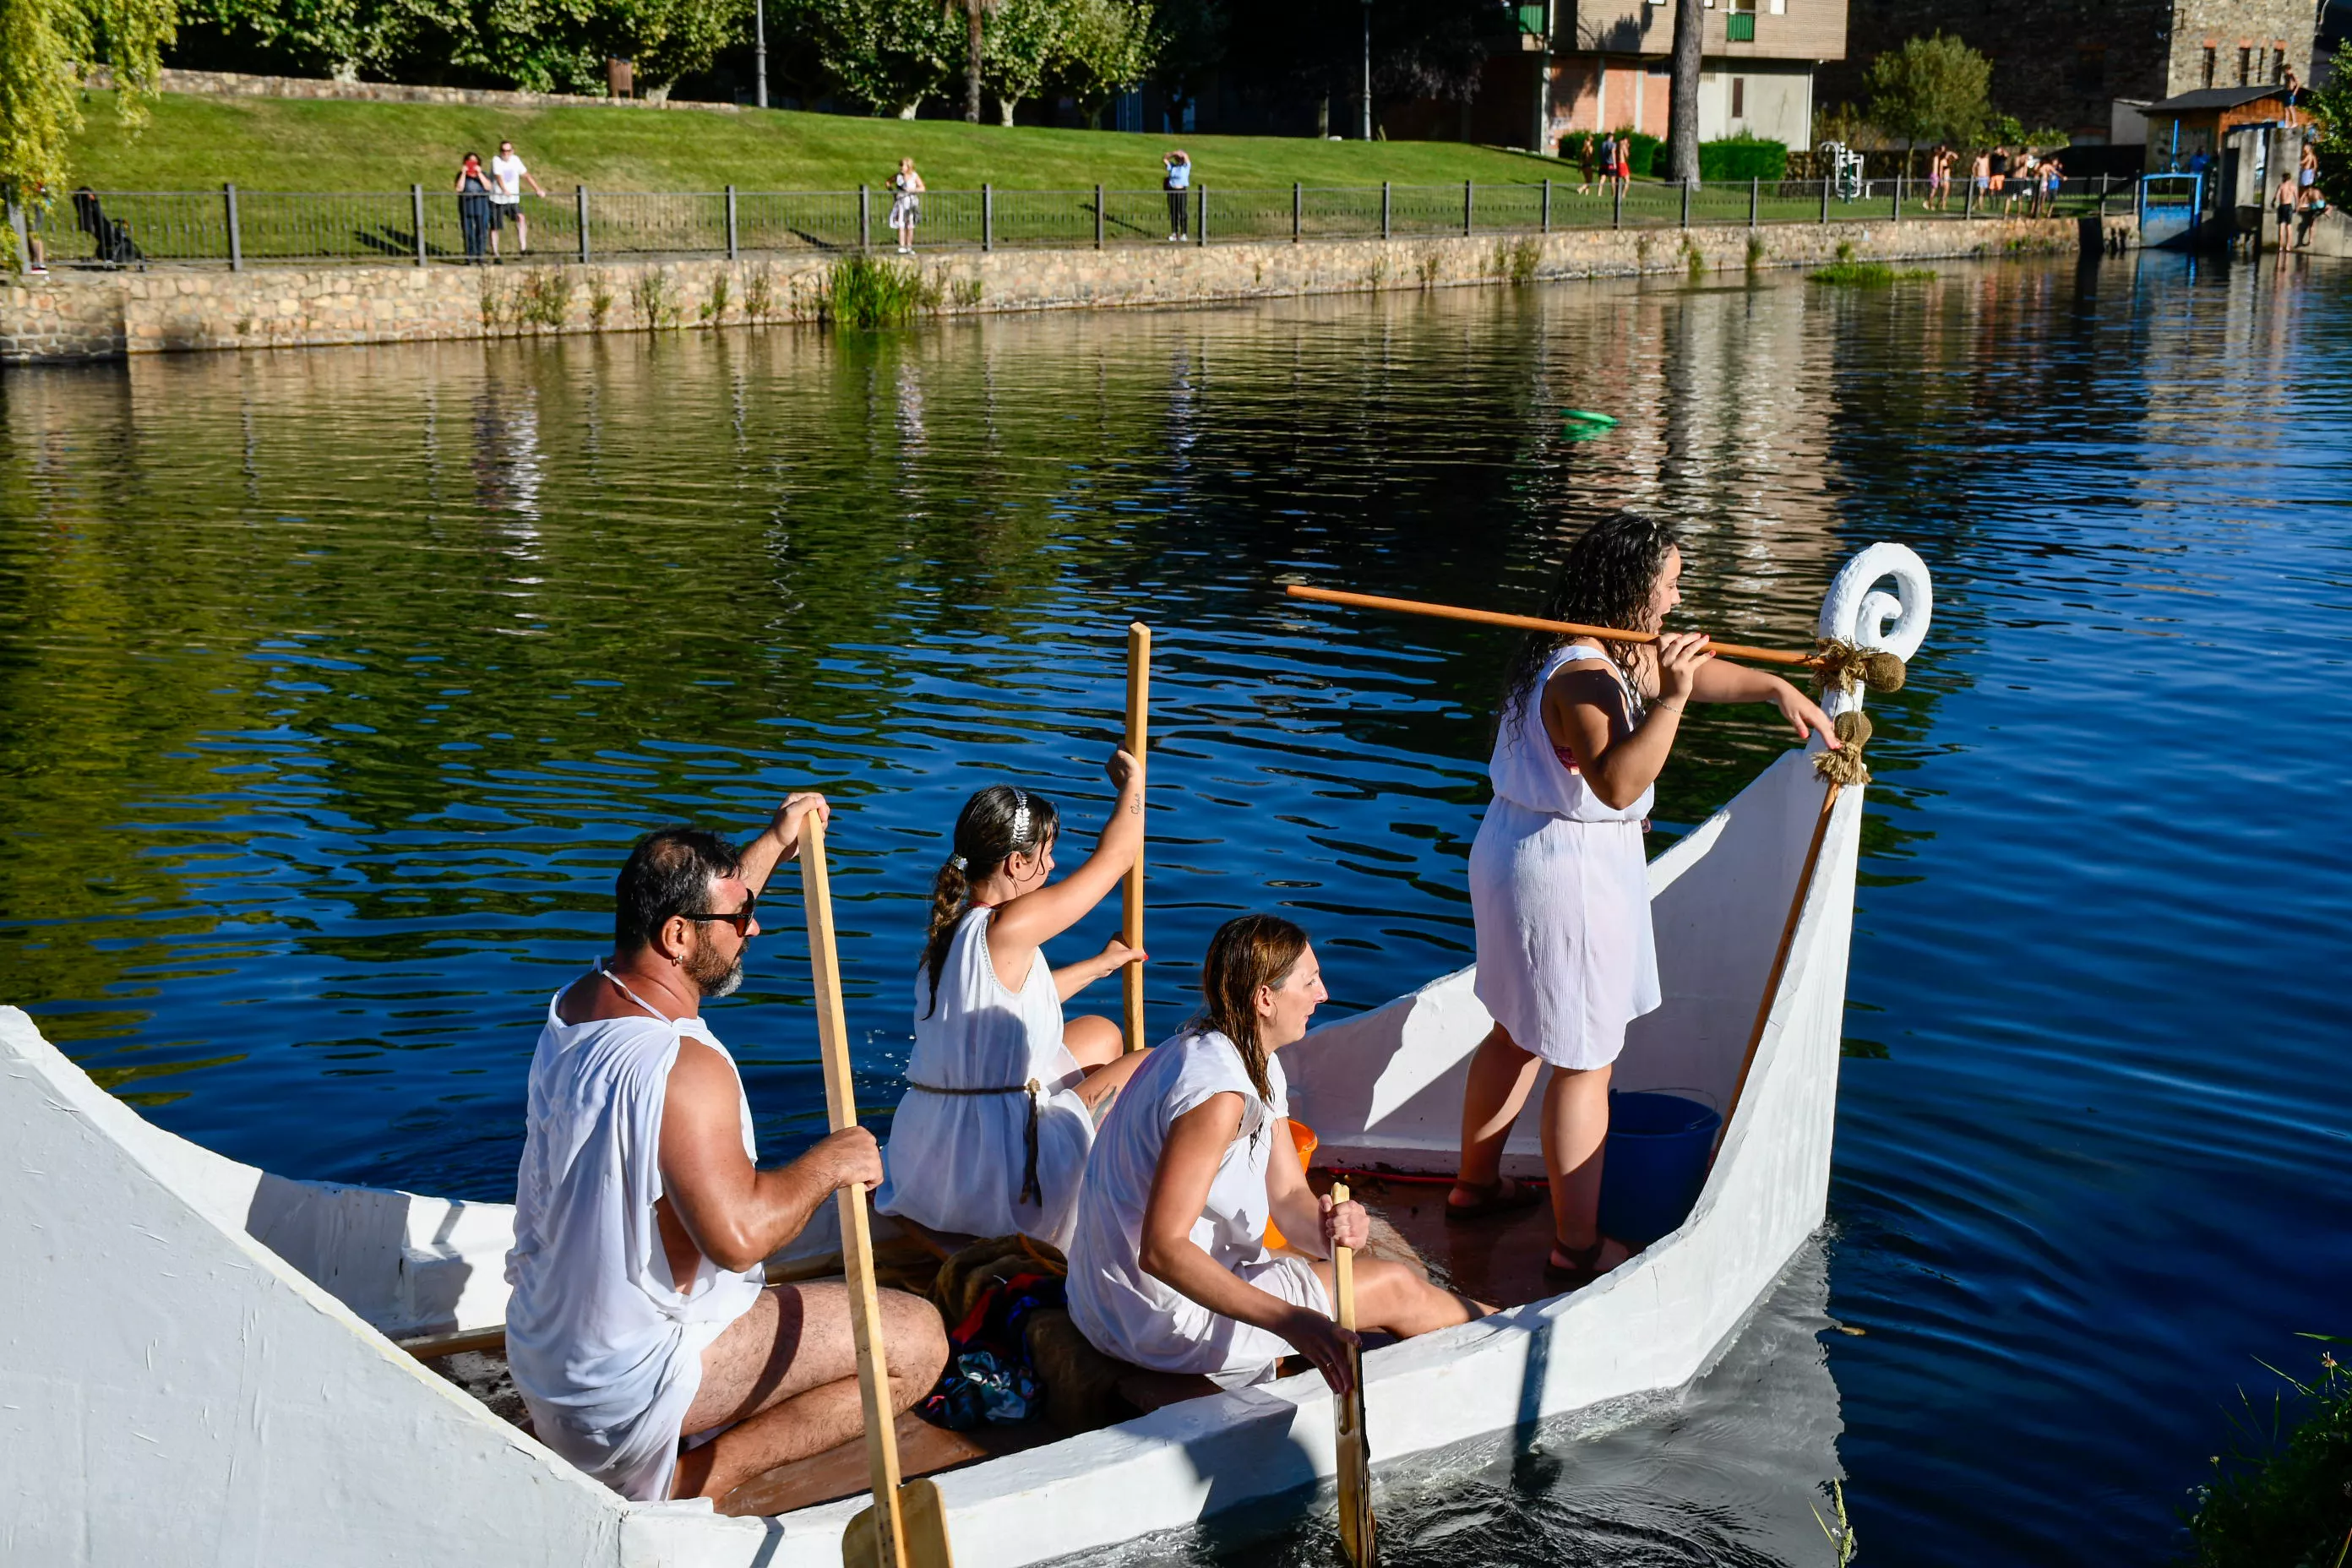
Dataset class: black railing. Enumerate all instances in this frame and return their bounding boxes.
[14,177,2126,270]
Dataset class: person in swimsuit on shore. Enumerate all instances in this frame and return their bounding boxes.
[876,752,1155,1249]
[505,804,949,1503]
[1446,511,1837,1284]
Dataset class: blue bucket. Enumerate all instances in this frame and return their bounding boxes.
[1596,1091,1722,1250]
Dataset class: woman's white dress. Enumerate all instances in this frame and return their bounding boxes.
[1066,1029,1330,1387]
[1468,643,1662,1069]
[875,906,1096,1250]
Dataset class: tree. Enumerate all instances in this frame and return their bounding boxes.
[1866,32,1992,174]
[1048,0,1156,128]
[599,0,752,97]
[2304,41,2351,207]
[949,0,996,121]
[1664,0,1701,184]
[977,0,1057,124]
[791,0,960,116]
[2,0,176,242]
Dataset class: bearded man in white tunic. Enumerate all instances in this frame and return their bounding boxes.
[504,800,948,1502]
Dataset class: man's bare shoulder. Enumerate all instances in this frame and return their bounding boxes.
[555,970,634,1026]
[663,1033,741,1115]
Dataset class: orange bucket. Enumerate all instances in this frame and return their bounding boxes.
[1262,1119,1320,1252]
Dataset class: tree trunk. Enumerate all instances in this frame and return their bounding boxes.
[999,97,1016,127]
[1667,0,1703,185]
[965,2,984,123]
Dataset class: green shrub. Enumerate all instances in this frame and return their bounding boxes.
[2184,1340,2352,1568]
[821,253,942,329]
[1701,134,1788,182]
[1810,259,1936,285]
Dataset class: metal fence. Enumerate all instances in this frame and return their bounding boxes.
[19,176,2133,271]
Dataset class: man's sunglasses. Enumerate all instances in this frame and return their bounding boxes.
[684,890,757,934]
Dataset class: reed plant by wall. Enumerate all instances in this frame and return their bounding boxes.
[820,253,942,329]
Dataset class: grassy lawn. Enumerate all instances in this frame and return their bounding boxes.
[66,91,1564,193]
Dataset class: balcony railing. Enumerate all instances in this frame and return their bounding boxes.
[1726,11,1756,41]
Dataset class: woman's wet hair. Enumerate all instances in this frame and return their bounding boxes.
[1197,913,1311,1132]
[1498,508,1683,728]
[919,785,1062,1016]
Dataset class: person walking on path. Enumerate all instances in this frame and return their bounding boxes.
[453,152,495,263]
[2039,153,2064,220]
[1969,147,1990,211]
[1576,133,1597,196]
[1163,149,1192,242]
[1922,144,1950,211]
[1614,133,1633,196]
[1990,145,2012,215]
[887,158,925,253]
[488,140,548,259]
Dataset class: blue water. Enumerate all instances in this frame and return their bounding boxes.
[3,249,2347,1563]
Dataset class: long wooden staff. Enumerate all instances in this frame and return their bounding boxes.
[1121,622,1152,1054]
[1284,583,1814,668]
[1330,1181,1376,1568]
[1713,779,1843,1170]
[805,818,955,1568]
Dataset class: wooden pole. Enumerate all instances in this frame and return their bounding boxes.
[804,820,956,1568]
[1282,582,1814,668]
[1713,779,1841,1168]
[1122,623,1152,1054]
[1331,1181,1375,1568]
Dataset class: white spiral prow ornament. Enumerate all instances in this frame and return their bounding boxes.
[1815,542,1933,720]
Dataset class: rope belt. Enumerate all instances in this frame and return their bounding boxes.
[905,1077,1045,1207]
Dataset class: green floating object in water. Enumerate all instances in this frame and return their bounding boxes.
[1562,409,1619,427]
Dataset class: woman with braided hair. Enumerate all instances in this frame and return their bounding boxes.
[874,749,1155,1249]
[1447,511,1837,1284]
[1068,915,1490,1390]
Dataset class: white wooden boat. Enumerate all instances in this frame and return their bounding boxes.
[0,544,1930,1568]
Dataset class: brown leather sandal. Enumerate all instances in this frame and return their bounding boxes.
[1444,1175,1545,1221]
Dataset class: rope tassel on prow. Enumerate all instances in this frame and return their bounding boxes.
[1813,709,1873,787]
[1811,637,1906,697]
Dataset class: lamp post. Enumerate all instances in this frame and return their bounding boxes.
[1361,0,1374,139]
[754,0,767,107]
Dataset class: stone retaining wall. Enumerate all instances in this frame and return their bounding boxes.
[84,66,731,112]
[3,217,2132,367]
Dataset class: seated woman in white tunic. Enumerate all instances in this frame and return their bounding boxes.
[1448,510,1837,1283]
[1070,915,1489,1390]
[876,749,1156,1249]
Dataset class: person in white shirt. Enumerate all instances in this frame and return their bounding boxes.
[504,803,948,1503]
[488,139,548,259]
[875,753,1154,1249]
[1068,915,1490,1391]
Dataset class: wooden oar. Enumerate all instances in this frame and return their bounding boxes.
[804,817,955,1568]
[1713,778,1843,1168]
[1122,622,1152,1054]
[1283,583,1813,668]
[1330,1181,1376,1568]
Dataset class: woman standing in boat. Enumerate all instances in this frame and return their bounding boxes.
[1070,915,1489,1389]
[1448,511,1836,1282]
[876,753,1155,1249]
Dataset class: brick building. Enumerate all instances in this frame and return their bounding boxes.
[1821,0,2322,147]
[1472,0,1849,154]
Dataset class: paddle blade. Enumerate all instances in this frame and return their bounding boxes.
[1335,1340,1375,1568]
[841,1482,953,1568]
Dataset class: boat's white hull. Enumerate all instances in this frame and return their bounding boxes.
[1,546,1929,1568]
